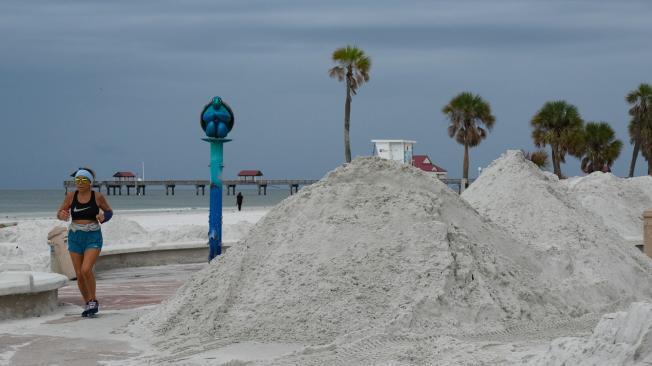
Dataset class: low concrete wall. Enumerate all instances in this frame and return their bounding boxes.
[0,290,58,320]
[94,242,232,272]
[0,271,68,320]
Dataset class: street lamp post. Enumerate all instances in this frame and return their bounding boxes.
[200,96,235,262]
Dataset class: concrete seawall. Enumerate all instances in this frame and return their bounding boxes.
[50,241,234,273]
[95,242,232,271]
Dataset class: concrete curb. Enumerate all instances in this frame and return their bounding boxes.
[0,271,68,320]
[94,241,233,271]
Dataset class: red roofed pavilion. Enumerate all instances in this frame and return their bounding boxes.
[412,155,447,179]
[238,170,263,182]
[113,171,136,181]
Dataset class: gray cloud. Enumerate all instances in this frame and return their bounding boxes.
[1,0,651,188]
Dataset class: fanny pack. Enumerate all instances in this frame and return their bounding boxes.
[69,222,101,232]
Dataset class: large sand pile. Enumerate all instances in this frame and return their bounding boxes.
[629,175,652,200]
[139,157,584,353]
[561,172,652,242]
[530,302,652,365]
[462,150,652,315]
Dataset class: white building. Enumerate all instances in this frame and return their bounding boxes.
[371,140,416,165]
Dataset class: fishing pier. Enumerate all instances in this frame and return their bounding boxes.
[63,179,319,196]
[63,178,472,196]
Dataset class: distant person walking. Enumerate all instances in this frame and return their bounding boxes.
[56,167,113,317]
[236,192,244,211]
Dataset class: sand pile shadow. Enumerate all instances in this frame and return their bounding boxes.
[137,157,571,350]
[462,150,652,316]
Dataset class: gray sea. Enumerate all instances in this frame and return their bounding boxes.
[0,187,290,219]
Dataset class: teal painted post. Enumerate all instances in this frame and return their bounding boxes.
[210,140,223,184]
[205,138,231,261]
[200,95,234,262]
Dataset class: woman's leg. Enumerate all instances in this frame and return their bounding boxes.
[69,252,91,302]
[80,249,101,300]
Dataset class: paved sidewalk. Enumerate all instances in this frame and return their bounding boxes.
[59,263,205,310]
[0,263,206,366]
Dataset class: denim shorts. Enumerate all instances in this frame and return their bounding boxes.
[68,229,103,254]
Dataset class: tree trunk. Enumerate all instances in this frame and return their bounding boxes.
[648,154,652,176]
[556,150,563,178]
[344,70,353,163]
[549,146,557,175]
[463,143,469,185]
[551,145,562,178]
[629,140,640,177]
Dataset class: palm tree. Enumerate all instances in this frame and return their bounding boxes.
[640,125,652,175]
[531,101,584,178]
[626,83,652,177]
[523,149,549,169]
[442,92,496,183]
[580,122,623,173]
[329,46,371,163]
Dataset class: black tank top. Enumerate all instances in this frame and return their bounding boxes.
[71,191,100,221]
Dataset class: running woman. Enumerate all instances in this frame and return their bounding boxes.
[57,167,113,317]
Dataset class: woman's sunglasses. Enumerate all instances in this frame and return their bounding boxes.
[75,177,90,184]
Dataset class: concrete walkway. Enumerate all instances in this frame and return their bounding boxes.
[0,263,206,366]
[59,263,204,310]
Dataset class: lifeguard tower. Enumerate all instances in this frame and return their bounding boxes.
[371,139,416,165]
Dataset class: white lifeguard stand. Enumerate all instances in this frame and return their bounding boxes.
[372,140,416,165]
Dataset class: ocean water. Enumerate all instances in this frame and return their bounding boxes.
[0,188,290,219]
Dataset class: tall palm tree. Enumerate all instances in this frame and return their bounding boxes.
[531,100,584,178]
[442,92,496,183]
[626,83,652,177]
[328,46,371,163]
[580,122,623,173]
[640,125,652,175]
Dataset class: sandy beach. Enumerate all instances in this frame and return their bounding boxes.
[2,153,652,365]
[0,207,269,273]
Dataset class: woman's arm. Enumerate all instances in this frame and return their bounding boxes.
[56,193,73,221]
[95,192,113,223]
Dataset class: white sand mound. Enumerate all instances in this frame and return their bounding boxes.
[531,302,652,365]
[139,157,575,352]
[462,150,652,314]
[0,219,62,271]
[0,213,256,272]
[102,217,207,247]
[560,172,652,242]
[629,175,652,200]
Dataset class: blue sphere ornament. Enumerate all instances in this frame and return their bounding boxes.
[202,109,216,123]
[211,96,222,107]
[215,109,230,121]
[216,122,228,138]
[206,121,217,137]
[200,96,234,138]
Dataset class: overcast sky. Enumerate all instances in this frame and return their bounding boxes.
[1,0,651,189]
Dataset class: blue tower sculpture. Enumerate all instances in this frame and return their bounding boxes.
[200,96,234,261]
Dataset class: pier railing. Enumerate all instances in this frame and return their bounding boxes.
[63,177,472,196]
[63,179,319,196]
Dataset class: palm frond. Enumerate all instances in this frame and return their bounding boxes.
[328,66,345,81]
[524,149,549,168]
[579,121,622,173]
[530,100,584,176]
